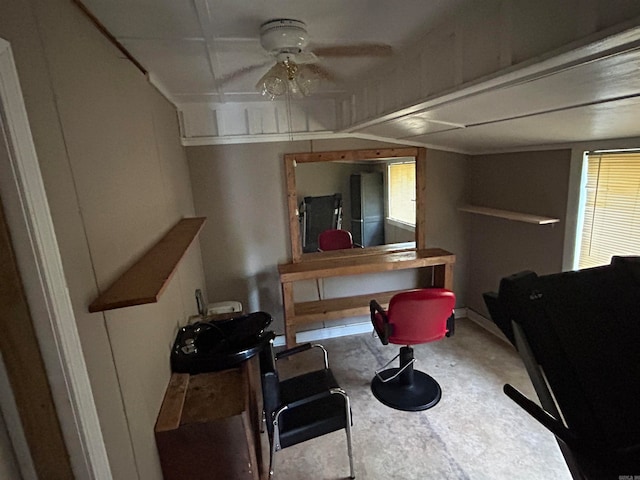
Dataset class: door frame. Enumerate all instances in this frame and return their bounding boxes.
[0,38,111,479]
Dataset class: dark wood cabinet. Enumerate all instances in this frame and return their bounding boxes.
[155,357,264,479]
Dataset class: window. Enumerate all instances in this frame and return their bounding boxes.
[387,161,416,226]
[576,151,640,269]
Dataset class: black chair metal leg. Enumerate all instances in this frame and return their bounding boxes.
[332,388,356,479]
[269,438,276,479]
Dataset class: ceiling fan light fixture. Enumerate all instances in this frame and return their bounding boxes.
[256,63,287,99]
[256,59,319,99]
[295,67,319,96]
[261,75,286,99]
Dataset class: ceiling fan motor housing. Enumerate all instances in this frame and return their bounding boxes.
[260,19,309,58]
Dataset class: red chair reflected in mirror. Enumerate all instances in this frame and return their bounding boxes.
[318,229,361,251]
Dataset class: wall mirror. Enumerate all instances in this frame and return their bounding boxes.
[284,147,426,263]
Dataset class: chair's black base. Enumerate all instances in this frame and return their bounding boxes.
[371,368,442,411]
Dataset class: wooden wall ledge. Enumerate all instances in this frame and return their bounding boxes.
[89,217,206,313]
[458,205,560,225]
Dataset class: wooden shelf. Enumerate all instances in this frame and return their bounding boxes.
[89,217,206,313]
[458,205,559,225]
[293,289,405,325]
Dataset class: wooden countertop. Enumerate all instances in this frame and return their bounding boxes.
[155,369,247,433]
[278,248,455,282]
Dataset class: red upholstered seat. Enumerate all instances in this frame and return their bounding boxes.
[318,229,354,251]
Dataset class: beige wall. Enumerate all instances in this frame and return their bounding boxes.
[464,149,572,317]
[188,141,297,332]
[1,1,206,478]
[187,140,469,334]
[424,149,470,302]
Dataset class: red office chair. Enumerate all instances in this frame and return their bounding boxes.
[318,229,358,251]
[370,288,456,411]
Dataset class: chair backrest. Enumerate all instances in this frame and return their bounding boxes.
[386,288,455,345]
[318,229,353,251]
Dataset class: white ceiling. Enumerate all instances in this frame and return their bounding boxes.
[79,0,640,153]
[81,0,469,101]
[354,46,640,152]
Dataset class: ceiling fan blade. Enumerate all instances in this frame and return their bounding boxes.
[295,51,318,64]
[216,60,272,88]
[302,63,338,83]
[311,43,393,58]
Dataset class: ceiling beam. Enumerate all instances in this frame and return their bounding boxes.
[342,19,640,134]
[71,0,147,75]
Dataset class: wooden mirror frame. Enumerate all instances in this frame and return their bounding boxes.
[285,147,426,263]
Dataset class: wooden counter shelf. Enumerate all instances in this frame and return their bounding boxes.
[293,289,408,325]
[89,217,206,312]
[278,247,455,347]
[279,248,455,282]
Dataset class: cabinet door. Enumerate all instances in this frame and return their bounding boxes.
[363,219,385,246]
[350,172,384,246]
[156,414,256,479]
[350,219,363,245]
[155,367,262,480]
[349,174,362,220]
[360,172,384,221]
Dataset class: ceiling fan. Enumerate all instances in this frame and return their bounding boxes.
[218,18,393,99]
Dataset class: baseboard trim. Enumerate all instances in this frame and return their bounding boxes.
[274,308,468,347]
[273,321,372,347]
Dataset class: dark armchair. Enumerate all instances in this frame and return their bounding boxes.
[259,340,355,479]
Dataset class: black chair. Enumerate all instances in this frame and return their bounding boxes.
[259,340,355,479]
[484,256,640,479]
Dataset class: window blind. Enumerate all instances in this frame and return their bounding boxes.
[578,152,640,269]
[387,162,416,225]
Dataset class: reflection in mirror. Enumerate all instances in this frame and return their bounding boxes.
[284,147,426,262]
[296,159,416,252]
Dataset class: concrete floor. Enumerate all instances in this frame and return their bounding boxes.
[269,319,572,480]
